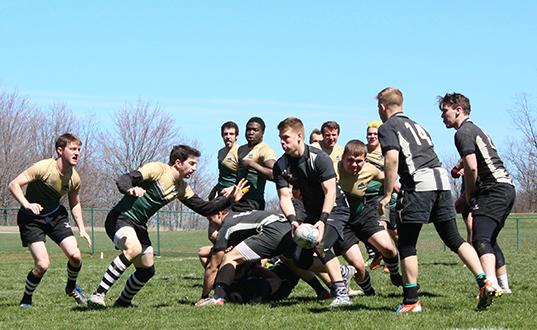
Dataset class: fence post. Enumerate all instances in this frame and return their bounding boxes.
[156,211,161,257]
[91,208,95,255]
[516,217,520,251]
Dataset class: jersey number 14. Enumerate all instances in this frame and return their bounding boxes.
[404,122,432,146]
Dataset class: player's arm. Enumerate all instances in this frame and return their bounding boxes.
[277,187,300,235]
[116,170,146,197]
[8,172,43,215]
[315,177,337,243]
[462,153,478,205]
[182,179,249,216]
[68,191,91,248]
[200,249,225,299]
[243,159,276,180]
[379,149,399,215]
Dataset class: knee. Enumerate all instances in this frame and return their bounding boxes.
[67,248,82,265]
[35,260,50,276]
[398,245,416,259]
[472,238,494,257]
[123,241,143,259]
[377,244,397,258]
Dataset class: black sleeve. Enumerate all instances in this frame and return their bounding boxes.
[378,123,400,154]
[455,127,476,157]
[213,217,240,251]
[116,170,144,194]
[181,195,232,217]
[272,159,290,190]
[314,152,337,182]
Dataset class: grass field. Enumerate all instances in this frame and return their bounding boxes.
[1,217,536,329]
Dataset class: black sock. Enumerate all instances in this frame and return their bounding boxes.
[403,284,419,304]
[66,262,82,294]
[21,271,43,305]
[116,266,155,306]
[214,283,229,300]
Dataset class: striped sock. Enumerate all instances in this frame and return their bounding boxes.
[116,267,154,306]
[96,253,132,294]
[356,271,374,294]
[20,271,43,305]
[383,255,400,275]
[65,262,81,294]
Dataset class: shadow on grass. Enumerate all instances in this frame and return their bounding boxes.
[420,261,459,266]
[309,303,394,313]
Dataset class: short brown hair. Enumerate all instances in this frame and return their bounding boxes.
[55,133,81,150]
[376,87,403,108]
[277,117,304,135]
[169,145,201,165]
[320,121,340,135]
[220,121,239,136]
[437,92,471,115]
[343,139,367,157]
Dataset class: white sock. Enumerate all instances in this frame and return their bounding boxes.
[497,273,510,291]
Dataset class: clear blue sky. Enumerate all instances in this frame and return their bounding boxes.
[2,1,536,174]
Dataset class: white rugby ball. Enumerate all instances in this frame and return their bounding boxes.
[294,223,319,249]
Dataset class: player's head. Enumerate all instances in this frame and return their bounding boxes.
[278,117,305,156]
[246,117,265,145]
[342,139,367,175]
[221,121,239,148]
[55,133,81,166]
[169,145,201,178]
[376,87,403,122]
[438,93,471,129]
[366,121,382,148]
[320,121,340,148]
[309,128,323,144]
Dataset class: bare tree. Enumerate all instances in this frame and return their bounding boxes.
[98,100,178,175]
[507,94,537,212]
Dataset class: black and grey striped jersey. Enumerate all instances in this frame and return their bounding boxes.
[378,112,450,192]
[213,211,288,251]
[455,119,513,190]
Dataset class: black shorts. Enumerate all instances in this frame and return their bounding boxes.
[232,199,265,212]
[473,183,515,224]
[105,209,152,248]
[303,205,350,239]
[17,205,74,247]
[236,221,295,260]
[397,190,455,225]
[334,204,385,254]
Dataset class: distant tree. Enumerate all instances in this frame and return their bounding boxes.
[98,100,178,174]
[0,90,36,214]
[507,94,537,212]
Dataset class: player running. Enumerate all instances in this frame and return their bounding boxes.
[87,145,248,308]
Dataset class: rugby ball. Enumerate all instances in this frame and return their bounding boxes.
[294,223,319,249]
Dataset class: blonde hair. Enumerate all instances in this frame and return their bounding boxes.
[376,87,403,108]
[367,121,383,129]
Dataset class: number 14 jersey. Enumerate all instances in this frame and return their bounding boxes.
[378,112,450,192]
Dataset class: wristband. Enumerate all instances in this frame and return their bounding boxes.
[286,214,297,224]
[319,212,329,223]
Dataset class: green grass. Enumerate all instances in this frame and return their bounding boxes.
[1,217,536,329]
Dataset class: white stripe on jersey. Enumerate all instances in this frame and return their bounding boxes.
[476,136,513,185]
[398,133,416,174]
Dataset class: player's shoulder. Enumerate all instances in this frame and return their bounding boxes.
[455,119,479,138]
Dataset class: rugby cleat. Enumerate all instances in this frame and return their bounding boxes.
[113,299,138,308]
[195,297,225,307]
[477,280,502,310]
[328,296,352,308]
[395,300,422,313]
[19,303,32,309]
[68,285,87,306]
[87,292,106,307]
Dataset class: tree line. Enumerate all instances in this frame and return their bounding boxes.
[0,89,214,229]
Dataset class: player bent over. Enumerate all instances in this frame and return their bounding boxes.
[197,210,297,306]
[87,145,248,307]
[274,117,352,307]
[334,139,403,294]
[376,87,494,312]
[9,133,91,308]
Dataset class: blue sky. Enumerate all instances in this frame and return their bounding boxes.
[2,1,536,178]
